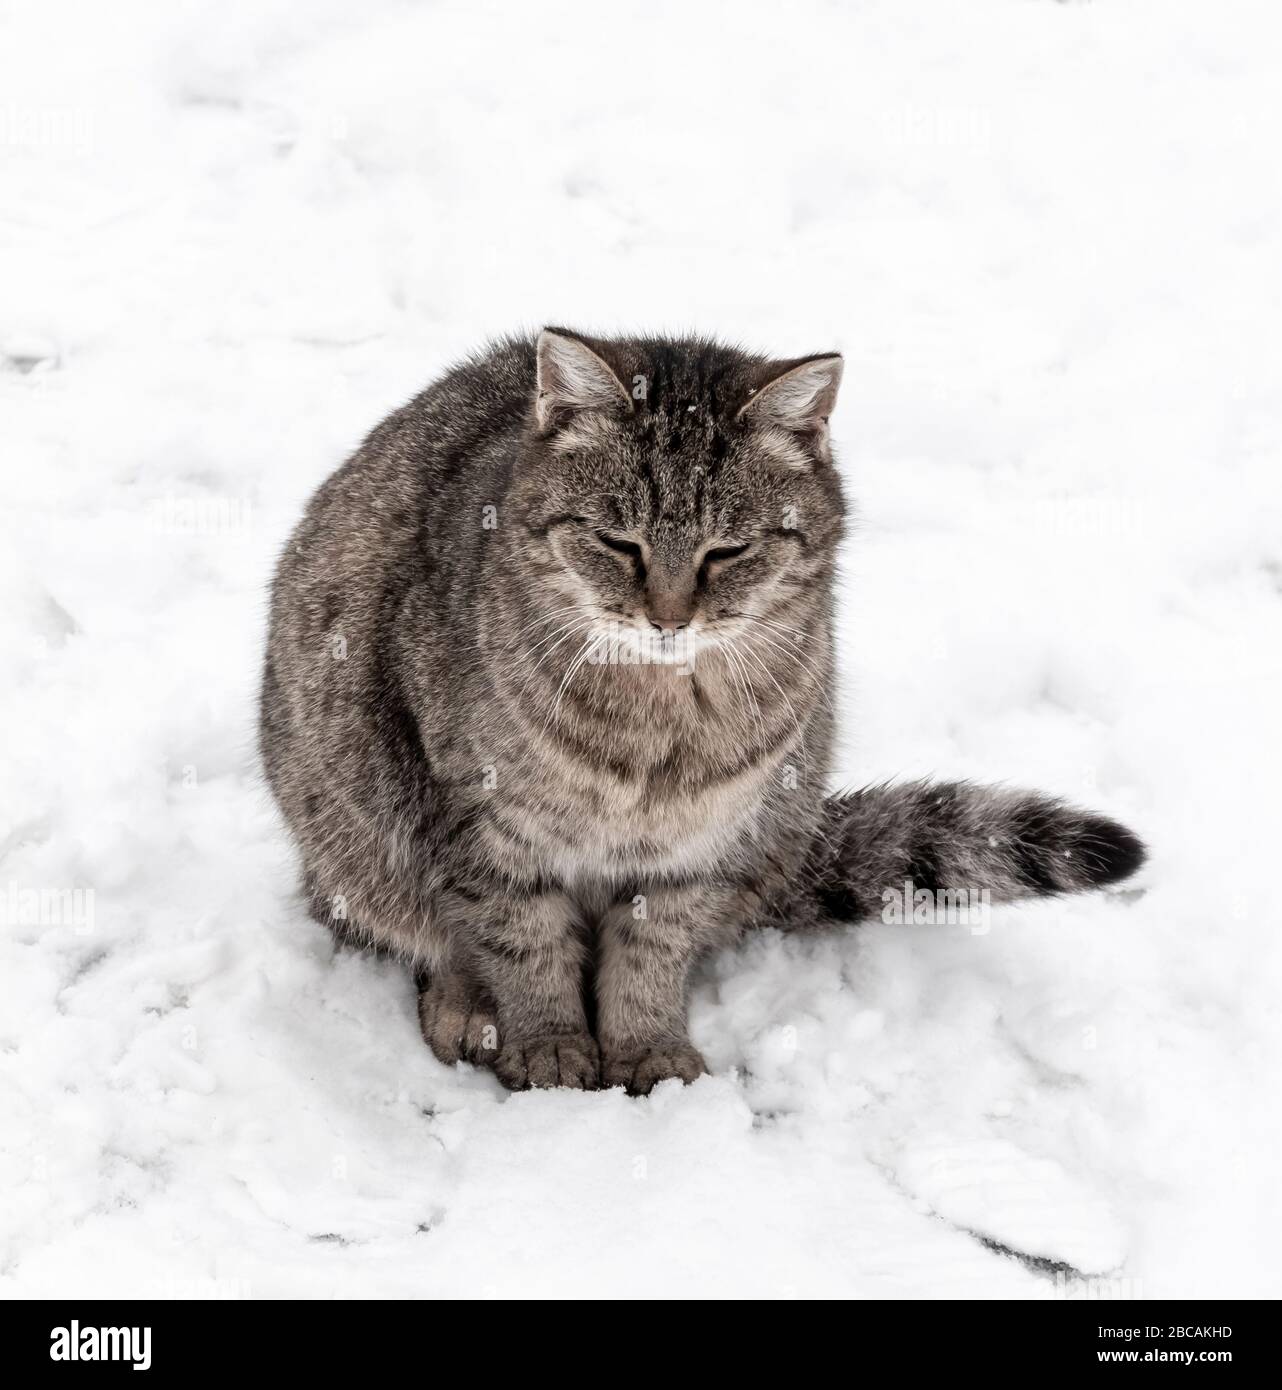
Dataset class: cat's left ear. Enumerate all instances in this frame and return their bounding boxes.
[738,354,843,461]
[534,328,633,433]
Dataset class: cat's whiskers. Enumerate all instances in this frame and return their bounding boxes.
[724,609,812,649]
[720,639,768,750]
[723,610,836,720]
[495,604,583,656]
[734,637,804,736]
[742,630,834,722]
[521,617,598,678]
[543,632,607,733]
[517,605,593,647]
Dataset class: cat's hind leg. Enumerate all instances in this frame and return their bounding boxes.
[417,968,501,1068]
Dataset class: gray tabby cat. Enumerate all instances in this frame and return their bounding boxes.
[260,329,1144,1094]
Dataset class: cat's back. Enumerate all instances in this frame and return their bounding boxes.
[296,334,536,544]
[261,337,537,785]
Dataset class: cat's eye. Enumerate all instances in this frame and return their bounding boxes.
[595,532,647,574]
[702,542,751,565]
[596,532,642,557]
[697,541,752,587]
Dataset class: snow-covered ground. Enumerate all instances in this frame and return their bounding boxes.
[3,0,1280,1299]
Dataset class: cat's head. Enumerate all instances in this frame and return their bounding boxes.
[507,328,846,662]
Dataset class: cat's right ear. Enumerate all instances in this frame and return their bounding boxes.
[534,329,633,433]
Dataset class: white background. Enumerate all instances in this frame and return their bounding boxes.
[2,0,1280,1297]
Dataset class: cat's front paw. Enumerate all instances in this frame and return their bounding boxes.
[418,974,500,1067]
[495,1033,601,1091]
[602,1043,708,1096]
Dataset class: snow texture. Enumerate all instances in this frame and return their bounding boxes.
[2,0,1280,1299]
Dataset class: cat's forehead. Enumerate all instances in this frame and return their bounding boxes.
[551,407,804,503]
[532,334,835,524]
[549,407,747,516]
[628,343,734,403]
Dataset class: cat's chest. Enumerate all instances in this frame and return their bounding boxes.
[476,662,798,882]
[535,740,780,883]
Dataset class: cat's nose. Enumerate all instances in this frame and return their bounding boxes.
[645,589,695,632]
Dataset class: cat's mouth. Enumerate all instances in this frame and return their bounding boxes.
[574,615,714,672]
[578,612,774,679]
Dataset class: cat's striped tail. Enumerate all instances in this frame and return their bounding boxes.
[801,780,1146,928]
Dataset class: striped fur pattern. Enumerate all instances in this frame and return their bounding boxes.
[797,781,1146,930]
[260,330,1145,1095]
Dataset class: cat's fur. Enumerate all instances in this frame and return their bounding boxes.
[260,329,1145,1094]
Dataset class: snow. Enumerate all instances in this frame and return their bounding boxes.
[3,0,1280,1298]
